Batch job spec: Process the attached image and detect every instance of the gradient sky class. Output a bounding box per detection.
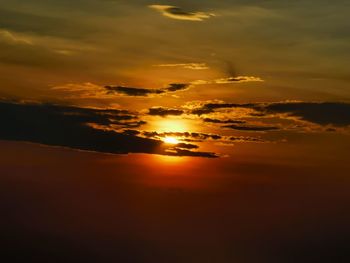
[1,1,350,262]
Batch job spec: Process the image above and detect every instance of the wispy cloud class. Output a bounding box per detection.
[0,28,92,57]
[192,76,264,85]
[0,29,33,45]
[155,63,209,70]
[52,82,191,98]
[203,118,246,124]
[149,5,215,21]
[52,83,111,99]
[223,124,280,132]
[135,130,266,144]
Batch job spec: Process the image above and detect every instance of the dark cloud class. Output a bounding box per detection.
[148,107,184,117]
[189,102,256,115]
[172,143,198,150]
[105,83,189,97]
[262,102,350,126]
[229,136,265,143]
[105,85,164,97]
[190,101,350,128]
[165,148,218,158]
[122,129,141,136]
[0,101,217,158]
[203,118,246,124]
[190,108,214,116]
[224,124,280,132]
[165,83,190,92]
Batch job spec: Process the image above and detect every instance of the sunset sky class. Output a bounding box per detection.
[1,1,350,262]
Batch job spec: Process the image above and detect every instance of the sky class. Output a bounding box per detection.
[1,1,350,262]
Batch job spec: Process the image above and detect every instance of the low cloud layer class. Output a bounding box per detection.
[135,130,264,144]
[149,5,215,21]
[189,101,350,128]
[262,102,350,126]
[0,101,217,158]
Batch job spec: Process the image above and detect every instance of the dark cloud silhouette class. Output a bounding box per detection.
[165,148,218,158]
[190,101,350,128]
[229,136,265,143]
[203,118,246,124]
[190,108,214,116]
[224,124,280,132]
[262,102,350,126]
[172,143,198,150]
[0,101,217,158]
[105,85,163,96]
[189,102,256,115]
[148,107,184,117]
[165,83,190,92]
[105,83,190,97]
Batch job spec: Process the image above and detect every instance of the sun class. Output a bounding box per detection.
[163,136,179,144]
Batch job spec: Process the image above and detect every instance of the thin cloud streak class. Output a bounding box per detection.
[192,76,264,85]
[155,63,209,70]
[149,5,215,21]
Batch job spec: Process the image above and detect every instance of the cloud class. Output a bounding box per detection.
[192,76,264,85]
[165,83,190,92]
[187,100,350,131]
[141,131,222,141]
[0,101,217,158]
[0,28,92,55]
[52,83,112,99]
[165,148,218,158]
[138,130,265,144]
[54,83,191,99]
[224,124,280,132]
[229,136,265,143]
[105,83,190,97]
[203,118,246,124]
[262,102,350,126]
[0,29,33,45]
[105,85,164,97]
[175,143,199,149]
[187,101,256,115]
[149,5,215,21]
[155,63,209,70]
[148,107,184,117]
[215,76,264,83]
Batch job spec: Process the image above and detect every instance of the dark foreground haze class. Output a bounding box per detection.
[1,139,350,263]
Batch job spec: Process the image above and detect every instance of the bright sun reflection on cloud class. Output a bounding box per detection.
[154,118,188,132]
[163,136,179,144]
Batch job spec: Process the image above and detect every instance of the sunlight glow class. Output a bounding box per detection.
[154,119,188,132]
[163,137,179,144]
